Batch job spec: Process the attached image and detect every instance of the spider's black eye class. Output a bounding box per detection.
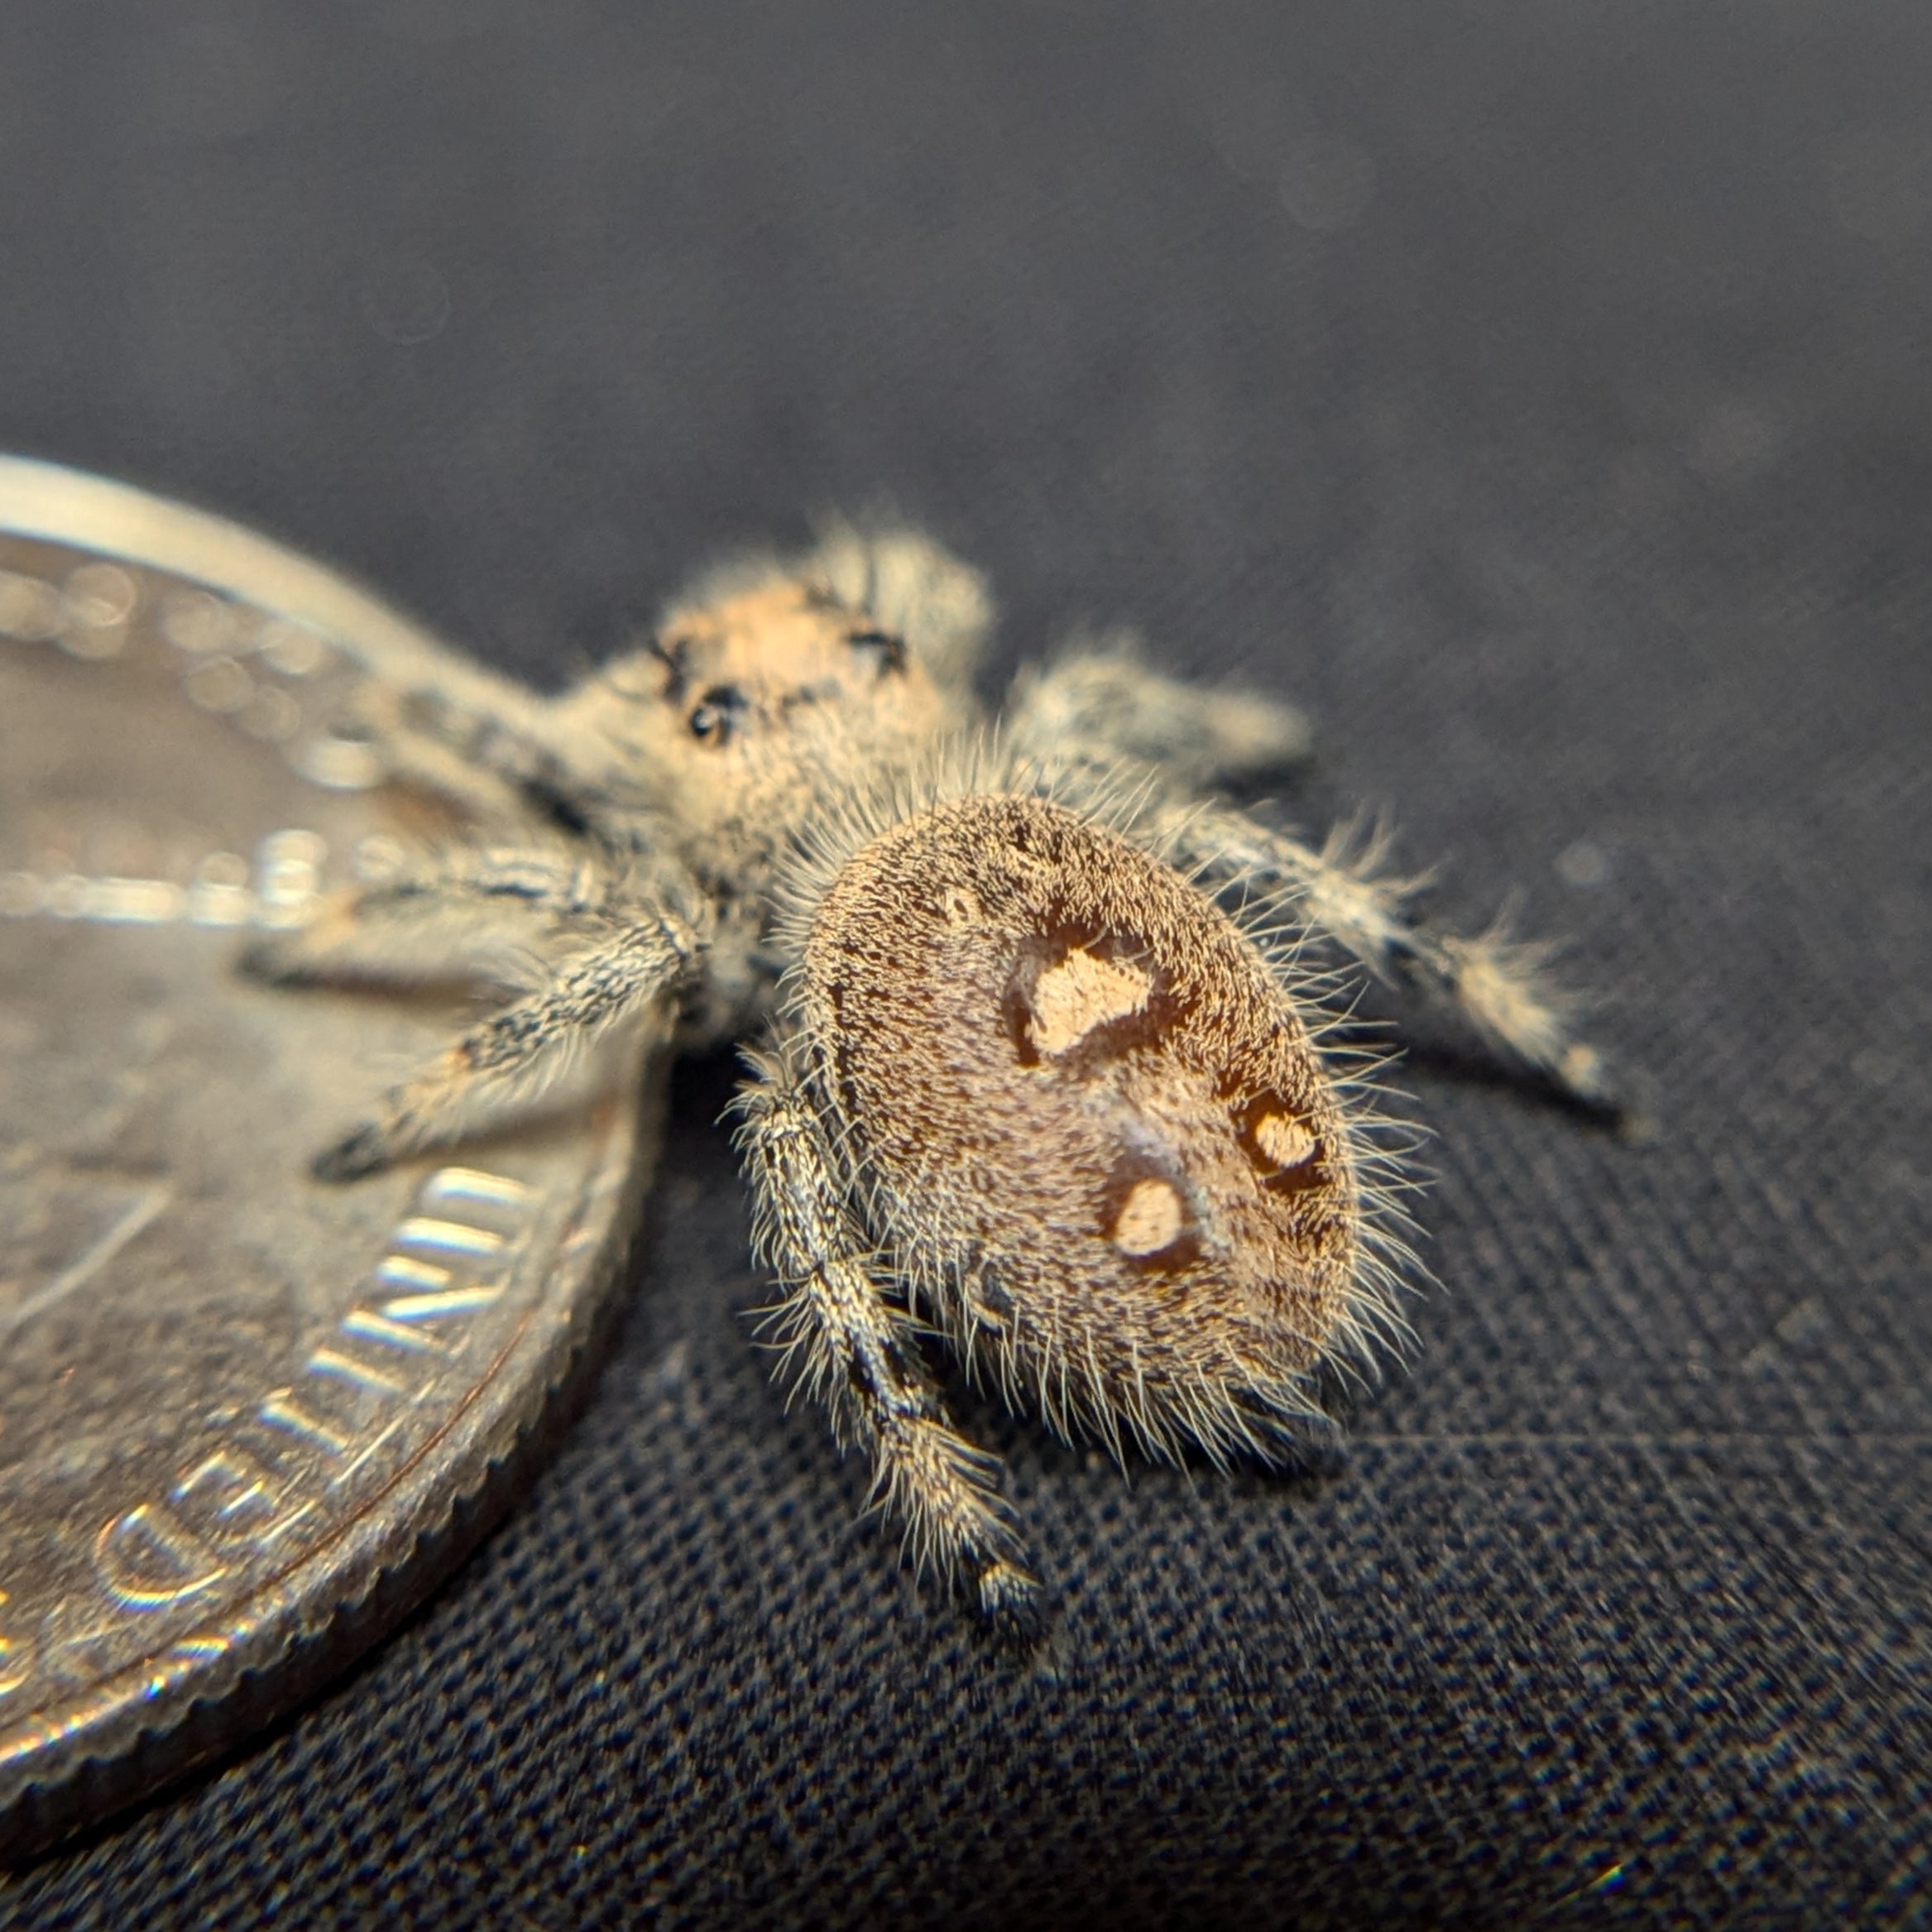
[688,683,749,744]
[846,627,907,676]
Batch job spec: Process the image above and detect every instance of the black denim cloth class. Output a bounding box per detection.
[2,5,1930,1927]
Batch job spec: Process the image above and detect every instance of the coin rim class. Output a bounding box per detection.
[0,458,656,1856]
[0,453,533,722]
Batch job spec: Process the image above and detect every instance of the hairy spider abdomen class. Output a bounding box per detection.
[794,792,1366,1459]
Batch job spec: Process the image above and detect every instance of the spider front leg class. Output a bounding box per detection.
[242,845,598,991]
[734,1038,1041,1641]
[312,905,702,1180]
[1006,641,1313,792]
[345,650,573,827]
[1157,800,1632,1124]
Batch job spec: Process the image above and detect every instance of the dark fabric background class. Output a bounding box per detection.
[2,4,1930,1927]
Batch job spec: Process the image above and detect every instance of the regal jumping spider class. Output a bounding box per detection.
[247,524,1625,1637]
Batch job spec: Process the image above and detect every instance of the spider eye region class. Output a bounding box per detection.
[799,793,1364,1387]
[688,683,749,743]
[845,626,908,675]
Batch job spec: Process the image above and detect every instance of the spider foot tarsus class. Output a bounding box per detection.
[1407,924,1631,1120]
[236,933,330,987]
[736,1040,1043,1635]
[311,1121,393,1183]
[976,1557,1049,1652]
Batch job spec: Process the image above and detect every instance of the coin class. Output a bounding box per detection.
[0,458,655,1855]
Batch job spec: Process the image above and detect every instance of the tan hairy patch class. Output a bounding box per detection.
[554,574,956,874]
[1027,948,1150,1056]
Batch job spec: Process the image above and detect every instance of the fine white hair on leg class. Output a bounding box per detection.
[733,1035,1041,1642]
[312,908,701,1180]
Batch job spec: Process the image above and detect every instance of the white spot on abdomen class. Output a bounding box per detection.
[1028,948,1149,1056]
[1112,1177,1185,1256]
[1253,1112,1316,1170]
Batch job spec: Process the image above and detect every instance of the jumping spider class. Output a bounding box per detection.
[247,523,1627,1638]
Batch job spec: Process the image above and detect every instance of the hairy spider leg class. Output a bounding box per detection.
[1156,800,1626,1120]
[313,908,701,1180]
[241,845,604,991]
[735,1038,1042,1642]
[1008,645,1314,793]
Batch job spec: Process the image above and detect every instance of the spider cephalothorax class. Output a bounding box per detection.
[247,520,1626,1637]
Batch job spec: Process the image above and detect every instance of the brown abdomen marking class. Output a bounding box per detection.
[799,793,1359,1397]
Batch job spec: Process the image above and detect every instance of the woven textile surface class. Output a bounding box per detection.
[2,5,1929,1927]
